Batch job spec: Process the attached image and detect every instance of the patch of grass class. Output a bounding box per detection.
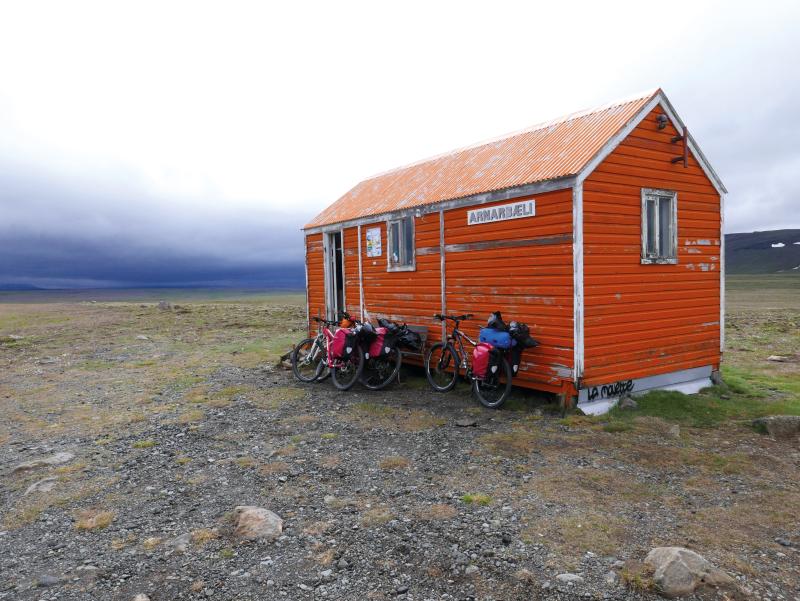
[219,548,235,559]
[142,536,162,550]
[620,561,655,593]
[175,455,191,465]
[461,493,492,506]
[602,421,633,433]
[378,455,410,470]
[191,528,219,545]
[260,461,290,475]
[178,408,205,424]
[75,509,115,531]
[416,503,457,520]
[353,401,395,416]
[235,456,256,468]
[320,432,338,440]
[605,379,800,429]
[360,507,394,527]
[132,439,157,448]
[479,430,537,457]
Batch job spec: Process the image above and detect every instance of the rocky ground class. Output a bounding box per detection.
[1,292,798,600]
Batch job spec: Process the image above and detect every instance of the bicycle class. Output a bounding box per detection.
[291,316,364,390]
[425,313,513,408]
[359,322,403,391]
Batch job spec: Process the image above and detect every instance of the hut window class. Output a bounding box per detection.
[641,189,677,264]
[387,216,415,271]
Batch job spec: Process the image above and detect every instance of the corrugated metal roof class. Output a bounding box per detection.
[305,89,659,229]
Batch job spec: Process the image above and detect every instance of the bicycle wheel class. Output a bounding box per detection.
[473,356,513,408]
[331,345,364,391]
[425,343,459,392]
[291,337,326,383]
[360,348,402,390]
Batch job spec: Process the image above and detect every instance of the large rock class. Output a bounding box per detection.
[752,415,800,440]
[645,547,734,598]
[12,452,75,474]
[233,506,283,542]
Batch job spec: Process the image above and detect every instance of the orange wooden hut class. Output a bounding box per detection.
[303,89,726,411]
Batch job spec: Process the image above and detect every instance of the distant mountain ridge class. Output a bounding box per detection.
[726,229,800,274]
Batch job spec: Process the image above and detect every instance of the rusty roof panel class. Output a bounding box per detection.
[306,90,659,229]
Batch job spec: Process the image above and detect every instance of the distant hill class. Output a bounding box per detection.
[726,229,800,274]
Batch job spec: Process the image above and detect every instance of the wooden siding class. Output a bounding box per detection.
[443,189,574,390]
[582,106,722,387]
[359,213,442,325]
[306,232,325,329]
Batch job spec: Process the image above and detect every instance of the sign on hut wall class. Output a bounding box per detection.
[467,200,535,226]
[366,227,382,257]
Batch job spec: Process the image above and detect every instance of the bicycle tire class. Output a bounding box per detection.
[291,337,326,383]
[473,356,513,408]
[425,342,459,392]
[360,348,402,390]
[331,345,364,391]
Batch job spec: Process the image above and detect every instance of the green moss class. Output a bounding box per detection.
[461,493,492,506]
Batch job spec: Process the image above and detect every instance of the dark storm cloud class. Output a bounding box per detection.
[0,162,308,289]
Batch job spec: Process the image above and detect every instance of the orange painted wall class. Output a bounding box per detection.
[581,106,722,386]
[443,189,574,390]
[306,232,325,325]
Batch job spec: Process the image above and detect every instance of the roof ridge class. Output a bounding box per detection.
[361,88,661,183]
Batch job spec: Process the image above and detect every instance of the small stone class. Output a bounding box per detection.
[37,574,61,587]
[24,477,58,496]
[667,424,681,438]
[604,571,618,586]
[132,595,151,601]
[455,417,477,427]
[158,301,172,311]
[336,559,349,569]
[12,452,75,474]
[766,355,789,362]
[501,533,512,545]
[752,415,800,439]
[618,396,638,410]
[515,568,536,583]
[465,565,479,576]
[324,495,337,506]
[556,573,584,585]
[136,335,149,340]
[233,506,283,542]
[394,585,409,594]
[775,537,792,547]
[166,533,191,554]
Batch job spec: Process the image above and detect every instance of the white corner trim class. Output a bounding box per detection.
[572,183,584,383]
[720,192,726,352]
[304,231,310,327]
[357,224,365,319]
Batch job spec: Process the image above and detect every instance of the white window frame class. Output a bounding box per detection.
[386,215,416,272]
[641,188,678,264]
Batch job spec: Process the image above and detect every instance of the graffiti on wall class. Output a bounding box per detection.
[585,379,634,402]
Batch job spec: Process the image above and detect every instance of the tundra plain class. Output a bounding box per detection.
[1,278,798,600]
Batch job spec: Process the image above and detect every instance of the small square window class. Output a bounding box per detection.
[641,189,677,264]
[387,216,415,271]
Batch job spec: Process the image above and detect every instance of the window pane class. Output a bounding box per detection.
[390,222,400,264]
[658,197,673,257]
[646,199,657,256]
[403,217,414,265]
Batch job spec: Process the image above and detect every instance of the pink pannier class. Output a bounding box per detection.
[330,328,356,360]
[472,342,495,379]
[367,327,388,359]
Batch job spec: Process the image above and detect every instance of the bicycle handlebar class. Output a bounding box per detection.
[433,313,473,322]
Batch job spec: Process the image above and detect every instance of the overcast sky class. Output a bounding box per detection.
[1,0,798,288]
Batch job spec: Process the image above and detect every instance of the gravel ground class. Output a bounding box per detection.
[1,298,798,601]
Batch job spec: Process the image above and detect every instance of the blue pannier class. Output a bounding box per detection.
[479,328,514,349]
